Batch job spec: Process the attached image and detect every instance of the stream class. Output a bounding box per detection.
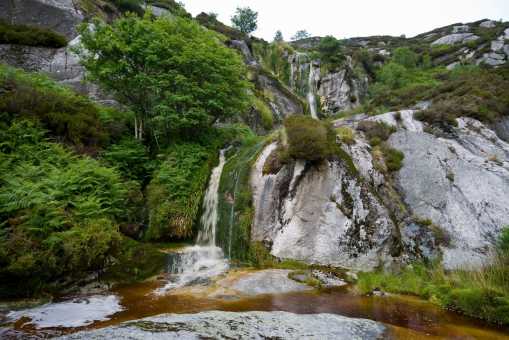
[2,150,509,339]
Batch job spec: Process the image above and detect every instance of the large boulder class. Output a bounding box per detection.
[57,311,387,339]
[0,0,83,40]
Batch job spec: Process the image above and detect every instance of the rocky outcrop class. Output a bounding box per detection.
[431,33,479,46]
[250,144,400,271]
[288,53,368,116]
[0,0,83,40]
[251,110,509,270]
[57,311,387,339]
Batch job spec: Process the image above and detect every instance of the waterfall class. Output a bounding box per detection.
[156,149,229,294]
[197,149,226,246]
[307,62,318,119]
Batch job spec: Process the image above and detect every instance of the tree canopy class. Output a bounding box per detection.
[77,14,250,145]
[273,30,284,42]
[231,7,258,34]
[291,30,311,41]
[317,36,345,68]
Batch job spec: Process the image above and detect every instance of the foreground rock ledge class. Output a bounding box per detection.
[58,311,387,340]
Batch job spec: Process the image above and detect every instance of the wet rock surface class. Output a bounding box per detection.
[57,311,387,340]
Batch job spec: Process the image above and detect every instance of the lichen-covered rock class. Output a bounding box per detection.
[251,144,398,270]
[388,117,509,269]
[0,0,83,40]
[431,33,479,46]
[57,311,387,340]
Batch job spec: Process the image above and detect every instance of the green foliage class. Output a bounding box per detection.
[0,120,152,297]
[0,20,67,48]
[252,97,274,130]
[111,0,144,15]
[101,138,153,182]
[317,36,345,69]
[393,47,418,68]
[216,132,262,262]
[357,260,509,325]
[77,14,250,144]
[231,7,258,34]
[284,115,337,161]
[0,64,108,150]
[336,126,356,145]
[145,143,215,241]
[357,228,509,325]
[382,145,404,172]
[274,30,284,42]
[415,65,509,126]
[292,30,311,41]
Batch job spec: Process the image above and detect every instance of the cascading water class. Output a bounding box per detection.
[156,150,229,294]
[307,62,319,119]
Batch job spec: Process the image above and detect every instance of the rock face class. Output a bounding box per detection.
[250,145,399,271]
[251,110,509,270]
[0,0,83,40]
[288,53,368,115]
[431,33,479,46]
[57,311,387,340]
[388,117,509,269]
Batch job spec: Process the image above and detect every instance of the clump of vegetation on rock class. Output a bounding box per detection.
[284,115,335,161]
[0,20,67,48]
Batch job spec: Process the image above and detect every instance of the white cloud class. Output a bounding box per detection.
[181,0,509,41]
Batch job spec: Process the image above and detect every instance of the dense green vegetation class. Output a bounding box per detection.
[0,20,67,48]
[284,115,335,161]
[357,228,509,325]
[0,65,110,153]
[77,14,250,145]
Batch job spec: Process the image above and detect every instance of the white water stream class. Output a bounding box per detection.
[157,149,229,294]
[307,62,318,119]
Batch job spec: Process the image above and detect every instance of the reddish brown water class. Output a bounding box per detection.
[6,277,509,339]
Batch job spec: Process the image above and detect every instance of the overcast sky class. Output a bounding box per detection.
[181,0,509,41]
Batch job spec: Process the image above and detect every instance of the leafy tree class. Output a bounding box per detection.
[231,7,258,34]
[77,14,250,145]
[292,30,311,41]
[274,30,284,42]
[317,35,345,68]
[393,47,418,68]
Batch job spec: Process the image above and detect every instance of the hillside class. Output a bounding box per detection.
[0,1,508,338]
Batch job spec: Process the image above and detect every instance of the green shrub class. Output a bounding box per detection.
[382,145,404,172]
[393,47,418,68]
[0,120,149,297]
[145,143,215,241]
[317,36,346,70]
[253,97,274,130]
[101,138,153,182]
[336,126,356,145]
[284,115,332,161]
[0,20,67,48]
[0,64,108,150]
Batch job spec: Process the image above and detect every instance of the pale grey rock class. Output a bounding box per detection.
[452,25,470,33]
[0,0,83,40]
[143,5,171,17]
[57,311,387,340]
[389,117,509,269]
[491,40,505,52]
[230,40,257,66]
[480,20,497,28]
[318,68,368,113]
[311,270,347,287]
[431,33,479,46]
[505,28,509,39]
[447,61,460,70]
[251,147,397,270]
[477,53,506,66]
[494,117,509,142]
[504,45,509,57]
[225,270,313,296]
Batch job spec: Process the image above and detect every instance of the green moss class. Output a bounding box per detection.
[381,145,404,172]
[336,126,356,145]
[284,115,333,161]
[0,20,67,48]
[252,96,274,130]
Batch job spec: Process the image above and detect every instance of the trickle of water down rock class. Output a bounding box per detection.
[157,150,229,294]
[307,62,319,119]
